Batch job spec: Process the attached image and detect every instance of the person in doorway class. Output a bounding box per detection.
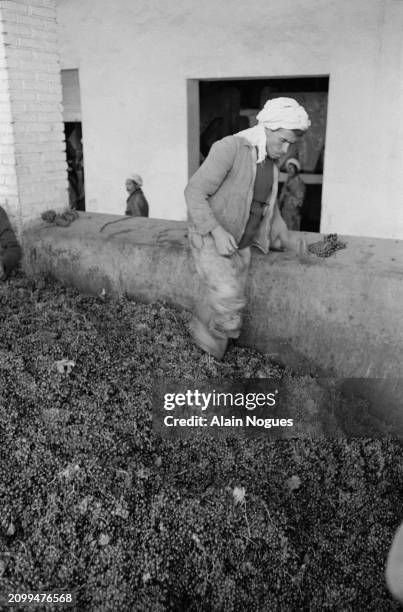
[185,97,310,360]
[0,206,22,281]
[125,173,149,217]
[279,158,306,231]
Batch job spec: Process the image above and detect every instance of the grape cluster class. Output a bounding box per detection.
[308,233,347,257]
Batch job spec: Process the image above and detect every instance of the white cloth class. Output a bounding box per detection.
[256,97,311,131]
[234,97,310,164]
[127,173,143,186]
[285,157,301,171]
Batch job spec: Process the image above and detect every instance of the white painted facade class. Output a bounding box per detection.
[56,0,403,239]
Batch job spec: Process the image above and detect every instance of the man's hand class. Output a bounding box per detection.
[273,230,307,255]
[284,232,307,254]
[211,225,238,256]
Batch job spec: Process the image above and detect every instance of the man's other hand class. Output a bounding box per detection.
[274,231,307,255]
[211,226,239,256]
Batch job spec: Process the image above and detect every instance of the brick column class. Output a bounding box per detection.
[0,0,68,232]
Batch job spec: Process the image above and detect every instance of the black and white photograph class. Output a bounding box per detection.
[0,0,403,610]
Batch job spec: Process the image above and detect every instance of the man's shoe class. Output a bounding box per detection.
[189,317,227,361]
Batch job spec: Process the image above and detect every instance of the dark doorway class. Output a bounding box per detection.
[64,122,85,211]
[196,76,329,232]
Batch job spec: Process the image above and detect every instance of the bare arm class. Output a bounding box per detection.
[270,203,307,254]
[288,177,306,207]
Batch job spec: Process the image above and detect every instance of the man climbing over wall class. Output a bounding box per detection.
[185,97,310,360]
[0,206,22,281]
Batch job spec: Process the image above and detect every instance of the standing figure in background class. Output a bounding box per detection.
[279,158,306,231]
[0,206,22,281]
[67,150,85,211]
[125,173,149,217]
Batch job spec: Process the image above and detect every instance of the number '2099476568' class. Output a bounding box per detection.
[0,591,75,607]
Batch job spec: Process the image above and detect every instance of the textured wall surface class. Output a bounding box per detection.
[24,214,403,375]
[0,0,68,230]
[56,0,403,239]
[23,214,403,429]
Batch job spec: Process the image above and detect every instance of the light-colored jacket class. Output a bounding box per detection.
[184,135,288,254]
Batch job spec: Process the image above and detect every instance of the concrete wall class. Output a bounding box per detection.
[23,215,403,431]
[55,0,403,240]
[0,0,68,230]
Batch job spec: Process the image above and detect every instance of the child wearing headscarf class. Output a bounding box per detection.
[0,206,22,281]
[279,158,306,231]
[125,173,149,217]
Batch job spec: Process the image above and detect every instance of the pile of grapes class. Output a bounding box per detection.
[0,273,401,611]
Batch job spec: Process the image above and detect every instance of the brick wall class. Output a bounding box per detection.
[0,0,68,231]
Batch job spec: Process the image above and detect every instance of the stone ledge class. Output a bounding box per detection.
[22,212,403,428]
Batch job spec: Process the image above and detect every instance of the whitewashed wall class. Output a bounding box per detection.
[56,0,403,239]
[0,0,68,230]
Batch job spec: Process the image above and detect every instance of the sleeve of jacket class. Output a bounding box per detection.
[184,137,237,236]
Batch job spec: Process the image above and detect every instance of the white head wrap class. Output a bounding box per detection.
[285,157,301,171]
[234,97,311,164]
[127,173,143,186]
[256,98,311,132]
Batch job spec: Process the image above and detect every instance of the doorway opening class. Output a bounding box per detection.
[64,122,85,211]
[188,76,329,232]
[61,69,85,211]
